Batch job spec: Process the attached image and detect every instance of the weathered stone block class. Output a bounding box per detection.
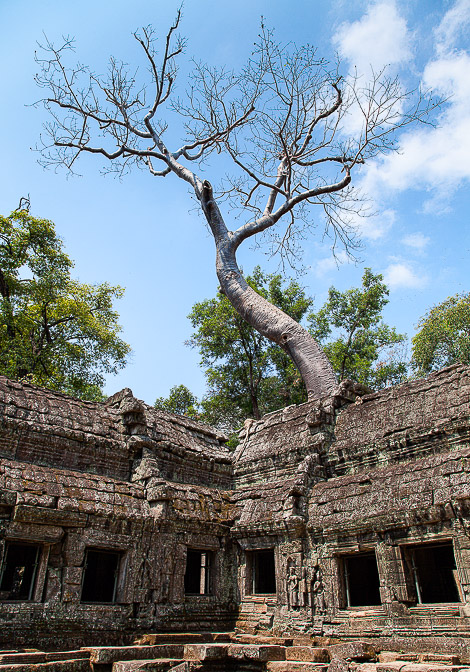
[418,656,461,665]
[328,659,350,672]
[286,648,329,662]
[376,664,457,672]
[228,644,286,661]
[267,663,329,672]
[0,660,92,672]
[183,644,229,661]
[378,653,407,663]
[113,659,185,672]
[83,645,184,664]
[328,643,376,661]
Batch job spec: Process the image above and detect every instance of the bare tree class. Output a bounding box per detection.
[35,12,437,399]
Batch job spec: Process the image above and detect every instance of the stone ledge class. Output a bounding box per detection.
[112,659,185,672]
[81,646,184,665]
[266,663,329,672]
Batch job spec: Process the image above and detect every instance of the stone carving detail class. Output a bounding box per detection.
[299,566,309,608]
[287,561,300,609]
[312,565,326,616]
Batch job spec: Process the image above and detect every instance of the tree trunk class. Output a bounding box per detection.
[215,238,337,400]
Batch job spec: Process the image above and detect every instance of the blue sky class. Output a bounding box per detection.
[1,0,469,404]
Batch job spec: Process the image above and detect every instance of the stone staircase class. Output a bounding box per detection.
[0,634,469,672]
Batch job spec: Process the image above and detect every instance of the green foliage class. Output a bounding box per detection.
[0,209,130,400]
[411,292,470,375]
[154,384,200,417]
[308,269,408,389]
[186,267,312,432]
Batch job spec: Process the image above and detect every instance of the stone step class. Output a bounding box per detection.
[183,644,229,662]
[0,651,90,665]
[370,663,465,672]
[81,646,184,666]
[0,660,91,672]
[183,642,287,662]
[232,635,294,646]
[134,633,231,646]
[112,660,186,672]
[285,647,329,663]
[292,639,319,647]
[267,663,329,672]
[327,642,376,661]
[228,644,286,661]
[420,657,462,666]
[379,655,462,666]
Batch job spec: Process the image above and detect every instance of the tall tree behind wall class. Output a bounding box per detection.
[412,293,470,375]
[308,269,408,390]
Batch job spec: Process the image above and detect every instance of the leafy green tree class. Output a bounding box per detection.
[308,269,407,389]
[0,209,130,400]
[186,267,311,430]
[411,292,470,375]
[154,384,200,418]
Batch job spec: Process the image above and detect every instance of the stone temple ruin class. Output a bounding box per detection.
[1,363,470,670]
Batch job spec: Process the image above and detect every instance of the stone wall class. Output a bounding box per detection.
[0,365,470,653]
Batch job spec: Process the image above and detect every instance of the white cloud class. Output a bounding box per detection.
[353,208,395,240]
[435,0,470,55]
[333,1,412,74]
[334,1,470,213]
[332,2,412,148]
[313,250,349,278]
[401,233,430,251]
[359,50,470,205]
[384,262,428,289]
[423,51,470,109]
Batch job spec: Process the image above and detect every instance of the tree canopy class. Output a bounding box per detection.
[308,269,408,390]
[0,208,130,400]
[154,383,200,418]
[411,292,470,375]
[36,14,438,398]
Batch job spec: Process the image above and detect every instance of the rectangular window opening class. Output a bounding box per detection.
[184,550,212,595]
[403,541,461,604]
[81,548,121,603]
[250,549,276,595]
[343,551,381,607]
[0,542,41,601]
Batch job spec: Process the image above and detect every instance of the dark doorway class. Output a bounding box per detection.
[0,542,40,601]
[404,542,461,604]
[252,549,276,594]
[184,550,212,595]
[81,549,121,603]
[344,552,381,607]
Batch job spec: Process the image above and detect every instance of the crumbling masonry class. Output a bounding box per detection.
[1,364,470,665]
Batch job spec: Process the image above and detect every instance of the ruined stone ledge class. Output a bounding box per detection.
[13,504,88,527]
[266,663,328,672]
[113,661,186,672]
[0,660,92,671]
[81,645,185,665]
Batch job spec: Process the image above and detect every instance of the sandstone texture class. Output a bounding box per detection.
[0,365,469,660]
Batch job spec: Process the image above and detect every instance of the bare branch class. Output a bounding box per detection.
[231,170,352,250]
[35,17,442,397]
